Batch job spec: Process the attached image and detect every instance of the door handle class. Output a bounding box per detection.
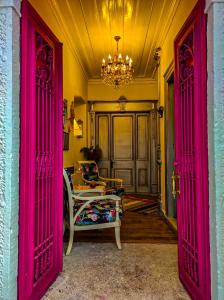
[172,170,181,199]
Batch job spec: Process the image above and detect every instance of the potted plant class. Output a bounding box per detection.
[80,145,102,162]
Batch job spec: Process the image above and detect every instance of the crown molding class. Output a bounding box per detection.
[88,78,157,86]
[142,0,180,77]
[158,0,181,47]
[47,0,88,80]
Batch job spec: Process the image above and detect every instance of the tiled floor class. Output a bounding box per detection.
[43,243,190,300]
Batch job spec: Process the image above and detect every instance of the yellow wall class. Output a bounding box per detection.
[28,0,88,168]
[88,78,158,101]
[159,0,197,212]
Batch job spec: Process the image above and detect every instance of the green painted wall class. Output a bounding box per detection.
[0,1,20,299]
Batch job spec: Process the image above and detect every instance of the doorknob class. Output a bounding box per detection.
[172,170,181,199]
[172,171,176,198]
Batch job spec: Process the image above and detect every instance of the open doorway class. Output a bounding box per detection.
[164,68,176,228]
[18,1,211,300]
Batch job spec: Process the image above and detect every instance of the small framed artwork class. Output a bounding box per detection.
[63,132,69,150]
[77,119,83,138]
[63,99,68,129]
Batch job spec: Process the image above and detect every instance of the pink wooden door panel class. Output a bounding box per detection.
[19,1,63,299]
[174,1,210,300]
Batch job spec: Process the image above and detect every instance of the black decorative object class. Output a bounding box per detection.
[63,132,69,150]
[157,106,164,118]
[80,145,102,162]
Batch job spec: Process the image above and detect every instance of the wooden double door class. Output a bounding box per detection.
[95,112,158,194]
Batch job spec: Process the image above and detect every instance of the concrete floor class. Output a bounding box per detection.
[43,243,190,300]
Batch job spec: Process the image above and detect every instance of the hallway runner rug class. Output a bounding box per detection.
[123,194,160,214]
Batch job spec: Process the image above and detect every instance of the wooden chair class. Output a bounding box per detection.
[77,160,124,193]
[63,169,122,255]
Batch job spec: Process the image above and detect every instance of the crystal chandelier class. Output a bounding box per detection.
[101,36,134,88]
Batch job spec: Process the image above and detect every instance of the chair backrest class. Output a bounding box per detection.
[78,160,99,181]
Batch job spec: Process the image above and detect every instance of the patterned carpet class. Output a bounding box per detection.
[123,194,160,214]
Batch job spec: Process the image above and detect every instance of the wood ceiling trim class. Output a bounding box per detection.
[142,0,167,77]
[142,0,180,77]
[136,0,155,76]
[47,0,182,79]
[48,0,89,79]
[158,0,181,47]
[65,0,93,76]
[79,0,97,72]
[94,0,107,58]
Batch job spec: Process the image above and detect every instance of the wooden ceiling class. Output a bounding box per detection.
[51,0,180,79]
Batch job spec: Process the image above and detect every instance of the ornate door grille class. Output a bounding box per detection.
[174,2,210,300]
[19,1,63,299]
[34,33,54,284]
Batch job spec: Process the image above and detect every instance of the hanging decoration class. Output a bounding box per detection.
[101,36,134,88]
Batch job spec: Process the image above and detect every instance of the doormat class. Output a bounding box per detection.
[123,194,160,214]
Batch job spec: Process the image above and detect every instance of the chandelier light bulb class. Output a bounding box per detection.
[126,55,129,61]
[108,54,112,61]
[102,58,105,65]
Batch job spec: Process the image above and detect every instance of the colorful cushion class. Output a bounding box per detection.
[74,199,122,226]
[64,168,74,190]
[81,163,99,181]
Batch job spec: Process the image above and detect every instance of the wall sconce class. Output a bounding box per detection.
[157,106,164,118]
[74,119,83,138]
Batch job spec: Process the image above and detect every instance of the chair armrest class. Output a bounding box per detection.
[98,176,123,186]
[83,178,107,187]
[72,189,104,198]
[74,194,121,201]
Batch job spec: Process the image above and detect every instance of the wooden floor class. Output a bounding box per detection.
[73,210,177,244]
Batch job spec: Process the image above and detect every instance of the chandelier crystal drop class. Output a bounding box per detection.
[101,36,134,88]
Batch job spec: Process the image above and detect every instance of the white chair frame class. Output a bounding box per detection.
[63,169,122,255]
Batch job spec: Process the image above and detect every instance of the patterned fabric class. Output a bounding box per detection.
[81,163,99,181]
[74,199,123,226]
[105,187,125,197]
[64,167,74,189]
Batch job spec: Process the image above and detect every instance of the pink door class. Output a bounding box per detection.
[174,1,210,299]
[19,1,63,299]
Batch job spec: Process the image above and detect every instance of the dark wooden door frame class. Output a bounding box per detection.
[164,61,175,216]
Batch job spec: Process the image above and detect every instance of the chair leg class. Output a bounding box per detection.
[65,228,74,256]
[115,226,122,250]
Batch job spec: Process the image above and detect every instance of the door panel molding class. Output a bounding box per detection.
[95,111,159,194]
[96,114,111,178]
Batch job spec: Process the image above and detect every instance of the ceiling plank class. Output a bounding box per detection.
[51,0,180,79]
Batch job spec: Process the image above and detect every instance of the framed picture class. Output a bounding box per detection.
[63,99,68,129]
[77,119,83,138]
[63,132,69,150]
